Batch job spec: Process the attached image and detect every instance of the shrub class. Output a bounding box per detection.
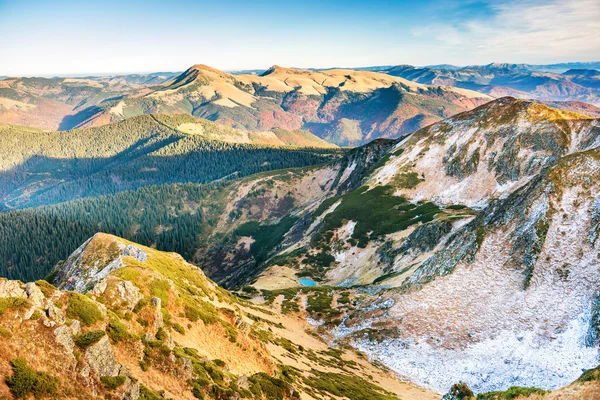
[0,297,31,315]
[74,330,106,348]
[35,280,57,298]
[67,293,103,326]
[172,323,185,334]
[100,375,126,390]
[139,384,162,400]
[5,358,58,398]
[477,386,547,400]
[106,317,129,343]
[30,310,43,320]
[184,303,217,325]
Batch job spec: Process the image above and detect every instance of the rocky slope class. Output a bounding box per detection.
[37,64,491,146]
[176,97,600,394]
[0,233,433,400]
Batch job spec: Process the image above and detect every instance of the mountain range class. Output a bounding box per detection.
[0,64,492,146]
[377,63,600,107]
[2,60,600,400]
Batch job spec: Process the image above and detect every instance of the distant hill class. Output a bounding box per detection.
[63,63,491,146]
[377,63,600,106]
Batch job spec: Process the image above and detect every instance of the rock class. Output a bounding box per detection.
[84,335,121,377]
[237,375,250,390]
[181,357,194,380]
[143,333,155,342]
[124,377,140,400]
[123,245,147,262]
[0,279,27,298]
[70,320,81,335]
[43,318,56,328]
[47,302,66,324]
[54,325,75,356]
[151,297,163,331]
[25,282,45,307]
[116,281,143,311]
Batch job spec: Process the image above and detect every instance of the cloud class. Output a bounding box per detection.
[418,0,600,63]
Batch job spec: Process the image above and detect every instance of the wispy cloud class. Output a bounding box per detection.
[417,0,600,63]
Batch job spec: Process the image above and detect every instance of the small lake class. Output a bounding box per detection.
[298,278,317,287]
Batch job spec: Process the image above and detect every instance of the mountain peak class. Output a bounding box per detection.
[260,64,291,76]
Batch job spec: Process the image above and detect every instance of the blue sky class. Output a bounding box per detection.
[0,0,598,76]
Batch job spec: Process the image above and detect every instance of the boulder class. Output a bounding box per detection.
[54,325,75,356]
[0,279,26,298]
[84,335,121,377]
[25,282,45,307]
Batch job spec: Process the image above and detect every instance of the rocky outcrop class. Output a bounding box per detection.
[83,335,123,377]
[53,233,147,293]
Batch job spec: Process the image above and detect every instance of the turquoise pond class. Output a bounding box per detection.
[298,278,317,287]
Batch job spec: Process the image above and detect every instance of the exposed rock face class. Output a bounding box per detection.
[54,325,75,356]
[53,233,147,293]
[151,297,163,332]
[24,282,45,307]
[84,335,122,377]
[0,279,27,298]
[47,301,66,324]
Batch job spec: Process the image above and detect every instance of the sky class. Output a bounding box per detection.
[0,0,599,76]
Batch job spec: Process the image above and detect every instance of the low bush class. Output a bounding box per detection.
[74,330,106,348]
[67,293,103,326]
[5,358,59,398]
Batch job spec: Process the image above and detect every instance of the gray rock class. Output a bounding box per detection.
[84,335,121,377]
[47,302,66,324]
[117,281,143,311]
[151,297,163,331]
[70,320,81,335]
[25,282,45,307]
[0,279,26,298]
[124,377,140,400]
[237,375,250,390]
[54,325,75,356]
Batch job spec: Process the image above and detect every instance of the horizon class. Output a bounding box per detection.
[2,60,600,79]
[1,0,599,76]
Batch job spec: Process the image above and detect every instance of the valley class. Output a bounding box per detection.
[2,61,600,399]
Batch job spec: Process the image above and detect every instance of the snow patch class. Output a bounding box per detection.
[354,311,598,394]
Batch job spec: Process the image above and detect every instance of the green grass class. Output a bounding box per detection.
[0,297,31,315]
[308,370,398,400]
[318,185,440,247]
[74,330,106,348]
[235,216,299,264]
[5,358,59,399]
[66,293,103,326]
[106,316,129,343]
[100,375,126,390]
[477,386,547,399]
[393,172,423,189]
[577,365,600,382]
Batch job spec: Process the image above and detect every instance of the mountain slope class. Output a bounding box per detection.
[64,64,492,146]
[2,97,600,395]
[0,233,434,400]
[0,115,338,210]
[0,75,170,130]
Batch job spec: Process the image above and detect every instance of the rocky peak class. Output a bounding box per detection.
[52,232,147,293]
